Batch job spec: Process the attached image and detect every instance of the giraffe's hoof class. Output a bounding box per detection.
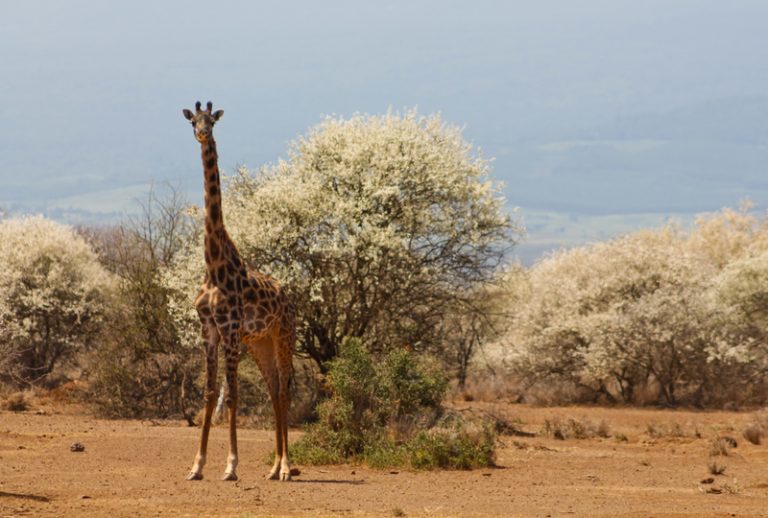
[221,472,238,481]
[266,465,282,480]
[186,471,203,481]
[279,471,292,482]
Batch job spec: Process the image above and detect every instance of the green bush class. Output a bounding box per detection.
[291,338,495,470]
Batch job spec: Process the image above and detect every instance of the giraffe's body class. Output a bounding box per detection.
[183,101,295,482]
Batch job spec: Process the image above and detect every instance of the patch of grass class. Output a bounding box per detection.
[543,417,609,440]
[457,374,522,403]
[479,407,533,437]
[407,416,496,470]
[742,410,768,445]
[646,423,663,439]
[743,423,763,445]
[364,442,409,469]
[709,437,731,457]
[704,480,741,495]
[297,413,497,471]
[289,440,344,466]
[646,422,686,439]
[595,419,611,438]
[1,391,31,412]
[708,460,727,475]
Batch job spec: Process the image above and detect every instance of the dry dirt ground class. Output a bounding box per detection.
[1,401,767,517]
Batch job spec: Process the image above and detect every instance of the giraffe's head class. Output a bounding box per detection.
[183,101,224,143]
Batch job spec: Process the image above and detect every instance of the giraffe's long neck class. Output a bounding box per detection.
[201,137,232,281]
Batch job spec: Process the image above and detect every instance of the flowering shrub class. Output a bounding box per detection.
[505,207,768,406]
[0,216,114,386]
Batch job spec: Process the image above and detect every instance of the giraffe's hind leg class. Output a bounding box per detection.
[275,326,294,481]
[247,336,287,480]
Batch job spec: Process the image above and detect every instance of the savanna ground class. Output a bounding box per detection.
[2,398,767,518]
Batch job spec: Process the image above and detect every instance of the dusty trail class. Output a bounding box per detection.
[1,404,767,517]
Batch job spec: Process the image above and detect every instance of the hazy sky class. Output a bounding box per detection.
[2,1,768,262]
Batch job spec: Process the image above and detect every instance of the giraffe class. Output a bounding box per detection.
[182,101,296,482]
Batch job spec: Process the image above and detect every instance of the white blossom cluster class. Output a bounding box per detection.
[0,215,114,384]
[163,110,521,363]
[505,206,768,405]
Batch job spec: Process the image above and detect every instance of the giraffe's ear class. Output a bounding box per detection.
[183,109,194,121]
[212,110,224,121]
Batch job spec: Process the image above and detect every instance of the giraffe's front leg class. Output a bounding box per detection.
[187,321,219,481]
[221,338,240,481]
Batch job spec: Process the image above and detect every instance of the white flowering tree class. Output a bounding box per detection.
[710,251,768,399]
[164,110,521,372]
[508,223,729,405]
[505,205,768,406]
[0,216,114,386]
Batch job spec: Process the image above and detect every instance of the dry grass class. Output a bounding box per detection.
[542,417,610,440]
[456,374,523,403]
[707,460,727,476]
[469,406,534,437]
[743,423,763,445]
[709,437,732,457]
[46,380,88,403]
[1,391,31,412]
[646,421,686,439]
[742,409,768,445]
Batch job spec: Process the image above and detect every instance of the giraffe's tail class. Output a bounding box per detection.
[213,383,227,424]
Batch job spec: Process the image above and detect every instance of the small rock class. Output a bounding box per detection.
[389,471,399,475]
[80,495,92,499]
[70,442,85,452]
[700,478,715,484]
